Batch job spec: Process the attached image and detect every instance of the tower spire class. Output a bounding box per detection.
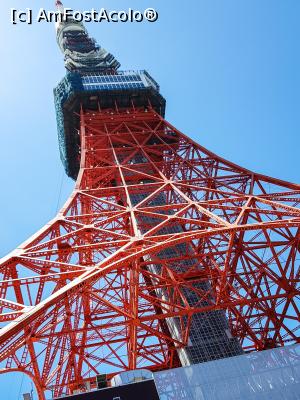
[55,1,120,72]
[55,0,64,13]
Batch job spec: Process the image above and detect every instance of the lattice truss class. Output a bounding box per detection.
[0,107,299,398]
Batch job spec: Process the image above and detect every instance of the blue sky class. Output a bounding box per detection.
[0,0,299,398]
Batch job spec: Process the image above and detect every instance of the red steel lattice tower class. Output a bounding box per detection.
[0,2,299,399]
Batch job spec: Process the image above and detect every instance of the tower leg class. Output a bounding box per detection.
[0,107,299,397]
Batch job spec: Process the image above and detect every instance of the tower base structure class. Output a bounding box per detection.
[0,106,299,399]
[53,344,300,400]
[53,379,160,400]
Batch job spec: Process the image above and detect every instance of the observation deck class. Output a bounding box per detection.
[54,70,166,179]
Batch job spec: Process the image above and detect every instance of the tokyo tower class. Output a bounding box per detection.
[0,1,299,399]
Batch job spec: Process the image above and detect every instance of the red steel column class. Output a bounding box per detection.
[0,106,299,398]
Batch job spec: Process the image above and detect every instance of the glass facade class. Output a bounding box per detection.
[153,344,300,399]
[81,71,159,92]
[82,73,144,91]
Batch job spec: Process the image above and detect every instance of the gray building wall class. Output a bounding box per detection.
[154,344,300,400]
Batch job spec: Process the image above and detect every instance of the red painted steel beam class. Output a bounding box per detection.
[0,107,299,398]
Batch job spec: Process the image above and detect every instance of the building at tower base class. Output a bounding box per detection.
[53,344,300,399]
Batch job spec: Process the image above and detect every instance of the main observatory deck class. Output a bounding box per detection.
[54,70,166,179]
